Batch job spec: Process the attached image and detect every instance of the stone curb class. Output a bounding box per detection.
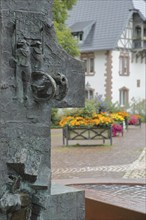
[53,177,146,186]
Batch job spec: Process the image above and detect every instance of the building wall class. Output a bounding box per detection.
[112,16,146,104]
[130,56,146,101]
[85,51,106,97]
[85,49,145,105]
[112,50,145,104]
[84,15,145,105]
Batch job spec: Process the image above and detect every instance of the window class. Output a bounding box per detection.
[73,32,83,42]
[83,59,87,73]
[119,54,130,76]
[85,82,94,100]
[144,28,146,37]
[144,28,146,42]
[82,58,95,75]
[90,58,94,73]
[137,80,140,87]
[79,32,83,41]
[85,89,94,100]
[81,53,95,75]
[119,87,129,106]
[135,26,141,39]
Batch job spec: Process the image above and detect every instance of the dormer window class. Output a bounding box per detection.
[73,32,83,42]
[70,20,95,44]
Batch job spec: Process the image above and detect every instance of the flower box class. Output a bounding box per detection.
[125,116,141,129]
[63,126,112,146]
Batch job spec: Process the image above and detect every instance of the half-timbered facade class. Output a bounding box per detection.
[67,0,146,106]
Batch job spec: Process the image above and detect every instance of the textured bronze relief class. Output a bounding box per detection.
[31,71,57,101]
[11,12,68,103]
[15,39,32,102]
[0,1,85,219]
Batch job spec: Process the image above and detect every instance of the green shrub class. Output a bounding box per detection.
[51,97,146,125]
[51,108,60,126]
[129,98,146,122]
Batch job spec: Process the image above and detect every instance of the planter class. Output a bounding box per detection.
[125,117,141,129]
[63,126,112,146]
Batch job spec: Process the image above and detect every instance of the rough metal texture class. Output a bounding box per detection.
[0,0,85,219]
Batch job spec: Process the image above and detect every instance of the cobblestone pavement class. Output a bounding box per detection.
[51,124,146,180]
[123,147,146,179]
[51,124,146,213]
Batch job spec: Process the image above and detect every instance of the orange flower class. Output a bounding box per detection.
[117,111,130,118]
[132,114,141,119]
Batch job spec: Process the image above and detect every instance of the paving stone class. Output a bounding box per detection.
[51,124,146,180]
[51,124,146,215]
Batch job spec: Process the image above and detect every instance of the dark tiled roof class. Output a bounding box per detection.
[66,0,134,51]
[133,0,146,20]
[69,20,95,33]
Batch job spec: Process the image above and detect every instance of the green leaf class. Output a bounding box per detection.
[52,0,79,57]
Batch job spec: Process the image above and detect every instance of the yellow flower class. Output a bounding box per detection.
[59,113,113,127]
[110,113,124,122]
[117,111,130,118]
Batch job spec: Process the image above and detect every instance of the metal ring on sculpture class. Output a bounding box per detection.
[53,72,68,101]
[31,71,57,101]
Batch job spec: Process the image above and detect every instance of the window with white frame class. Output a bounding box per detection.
[119,87,129,106]
[81,53,95,75]
[119,54,130,76]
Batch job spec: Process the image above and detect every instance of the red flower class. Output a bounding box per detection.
[128,115,138,125]
[112,124,123,137]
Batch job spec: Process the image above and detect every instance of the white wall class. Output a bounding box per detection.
[85,48,145,105]
[130,56,146,102]
[113,16,145,104]
[112,50,146,104]
[85,51,106,97]
[85,16,145,104]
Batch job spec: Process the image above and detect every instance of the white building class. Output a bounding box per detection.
[66,0,146,106]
